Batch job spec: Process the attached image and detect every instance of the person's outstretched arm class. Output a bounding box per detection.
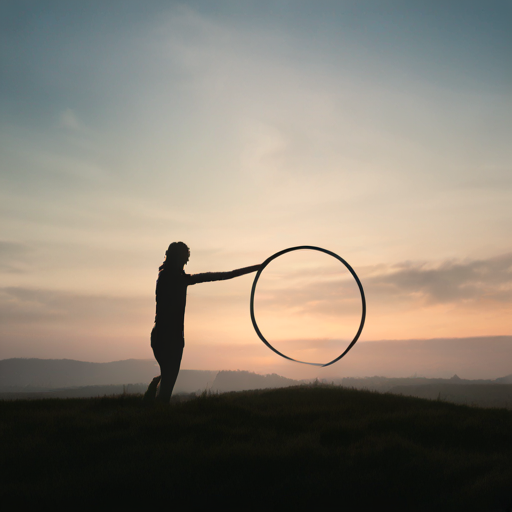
[188,264,261,285]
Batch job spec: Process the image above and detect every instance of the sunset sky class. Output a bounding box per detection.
[1,1,511,379]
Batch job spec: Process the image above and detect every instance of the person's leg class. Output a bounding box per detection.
[143,375,161,402]
[152,337,184,403]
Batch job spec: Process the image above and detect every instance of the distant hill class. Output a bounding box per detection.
[0,358,217,394]
[0,383,150,400]
[0,358,158,390]
[387,383,512,409]
[211,370,298,392]
[1,358,511,407]
[328,375,512,409]
[330,374,498,393]
[0,358,303,398]
[332,335,512,379]
[0,358,302,397]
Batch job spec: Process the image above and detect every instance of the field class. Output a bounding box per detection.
[1,385,511,510]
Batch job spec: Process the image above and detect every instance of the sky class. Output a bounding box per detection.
[1,1,511,379]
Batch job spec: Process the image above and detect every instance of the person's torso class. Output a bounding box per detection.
[154,268,190,337]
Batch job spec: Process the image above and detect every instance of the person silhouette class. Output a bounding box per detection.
[148,242,261,403]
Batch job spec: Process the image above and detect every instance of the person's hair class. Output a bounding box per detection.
[160,242,190,270]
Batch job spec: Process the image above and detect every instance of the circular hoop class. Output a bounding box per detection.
[250,246,366,367]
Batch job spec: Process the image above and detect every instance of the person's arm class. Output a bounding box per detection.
[187,264,261,285]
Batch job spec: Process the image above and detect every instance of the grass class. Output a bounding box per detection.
[1,385,511,510]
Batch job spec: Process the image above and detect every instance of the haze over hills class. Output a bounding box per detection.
[319,336,512,380]
[1,354,512,409]
[2,335,511,381]
[2,335,512,388]
[0,358,300,395]
[1,335,510,405]
[177,335,512,381]
[0,358,215,394]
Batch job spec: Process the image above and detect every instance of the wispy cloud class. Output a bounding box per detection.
[0,287,150,326]
[367,253,512,305]
[0,241,32,273]
[253,253,512,321]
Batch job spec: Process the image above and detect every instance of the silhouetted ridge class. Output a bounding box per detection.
[211,370,298,392]
[0,358,216,393]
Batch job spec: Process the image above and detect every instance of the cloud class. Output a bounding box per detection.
[0,241,32,273]
[2,254,510,339]
[366,253,512,305]
[252,253,512,320]
[0,287,151,326]
[255,276,362,318]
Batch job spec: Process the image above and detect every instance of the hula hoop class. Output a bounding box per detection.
[250,246,366,367]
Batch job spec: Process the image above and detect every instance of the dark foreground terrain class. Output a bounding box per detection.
[1,386,511,511]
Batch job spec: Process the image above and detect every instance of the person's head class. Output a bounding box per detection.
[162,242,190,270]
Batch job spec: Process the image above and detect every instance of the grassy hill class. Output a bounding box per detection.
[1,385,511,511]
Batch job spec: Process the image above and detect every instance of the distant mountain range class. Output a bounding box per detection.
[0,358,215,394]
[0,358,300,396]
[331,373,512,409]
[326,335,512,379]
[1,358,511,408]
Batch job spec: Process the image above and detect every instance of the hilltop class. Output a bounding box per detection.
[1,386,511,510]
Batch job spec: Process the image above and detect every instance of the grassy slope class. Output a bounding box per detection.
[1,385,511,511]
